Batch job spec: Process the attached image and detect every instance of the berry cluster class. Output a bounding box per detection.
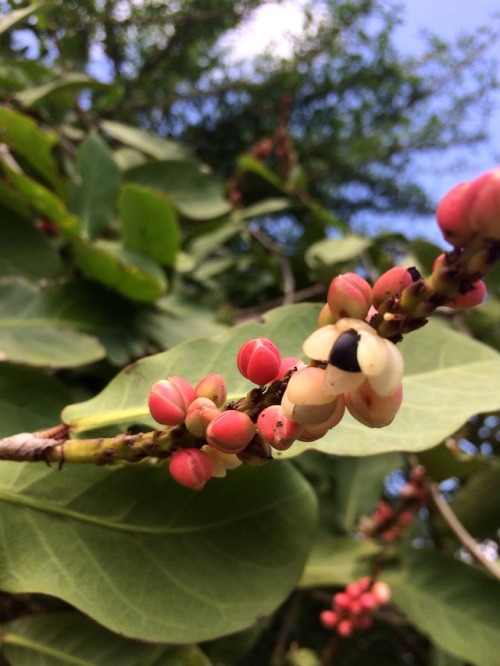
[320,578,391,637]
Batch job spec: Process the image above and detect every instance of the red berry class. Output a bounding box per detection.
[169,448,213,491]
[320,610,339,629]
[237,337,281,386]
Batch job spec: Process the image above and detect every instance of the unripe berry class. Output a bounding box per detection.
[169,448,213,491]
[327,272,373,321]
[345,381,403,428]
[466,168,500,240]
[257,405,303,450]
[185,397,220,437]
[206,410,256,453]
[237,337,281,386]
[195,373,227,407]
[148,376,196,426]
[445,280,486,309]
[372,267,419,308]
[436,181,475,247]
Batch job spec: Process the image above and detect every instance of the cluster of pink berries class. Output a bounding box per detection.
[320,578,391,637]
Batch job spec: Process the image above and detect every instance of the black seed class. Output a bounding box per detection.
[328,329,361,372]
[407,266,422,282]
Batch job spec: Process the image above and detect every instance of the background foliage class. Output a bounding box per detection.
[0,1,499,664]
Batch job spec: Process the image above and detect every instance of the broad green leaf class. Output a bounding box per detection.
[387,548,500,666]
[73,240,167,303]
[63,306,500,460]
[305,236,372,272]
[0,364,72,436]
[328,453,403,531]
[0,279,105,368]
[0,106,62,191]
[2,613,211,666]
[0,162,80,237]
[0,461,317,643]
[119,184,180,266]
[102,120,192,161]
[0,208,63,279]
[68,134,121,238]
[300,535,379,588]
[126,161,232,220]
[0,1,54,34]
[15,73,110,108]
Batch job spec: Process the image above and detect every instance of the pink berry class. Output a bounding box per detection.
[236,337,281,386]
[257,405,302,451]
[169,448,213,491]
[372,266,419,308]
[359,591,378,611]
[436,181,476,247]
[148,377,195,426]
[466,168,500,240]
[206,410,256,453]
[185,397,220,437]
[333,592,351,612]
[195,373,227,407]
[320,610,339,629]
[327,272,373,321]
[269,356,306,383]
[337,619,354,638]
[445,280,486,309]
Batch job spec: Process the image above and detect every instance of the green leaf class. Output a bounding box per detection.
[73,240,167,303]
[239,198,292,220]
[126,161,232,220]
[68,134,121,238]
[2,613,212,666]
[300,535,379,588]
[0,1,54,35]
[15,73,111,108]
[305,236,372,272]
[0,208,63,280]
[0,106,62,191]
[0,279,105,368]
[0,461,317,643]
[101,120,192,161]
[0,364,72,437]
[237,154,286,191]
[387,548,500,666]
[119,184,180,266]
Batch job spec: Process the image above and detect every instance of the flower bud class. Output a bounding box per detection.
[436,181,475,247]
[467,168,500,240]
[237,337,281,386]
[445,280,486,309]
[372,267,419,308]
[206,410,256,453]
[345,381,403,428]
[327,272,373,321]
[185,397,220,437]
[195,373,227,407]
[148,376,196,426]
[270,356,306,383]
[169,448,213,491]
[257,405,303,451]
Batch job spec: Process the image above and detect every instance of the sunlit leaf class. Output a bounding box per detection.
[102,120,192,161]
[15,73,111,108]
[0,1,54,35]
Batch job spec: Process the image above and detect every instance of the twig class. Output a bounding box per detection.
[428,481,500,581]
[249,227,296,307]
[271,591,304,665]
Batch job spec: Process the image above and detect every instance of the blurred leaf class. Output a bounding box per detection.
[0,106,62,190]
[68,134,121,238]
[112,147,148,171]
[300,535,379,588]
[187,219,242,263]
[119,184,180,266]
[0,279,105,368]
[0,1,54,34]
[73,240,167,303]
[239,197,292,219]
[2,613,212,666]
[238,154,286,191]
[417,442,481,483]
[126,161,232,220]
[407,238,443,276]
[102,120,192,161]
[305,236,372,273]
[0,208,62,279]
[388,548,500,666]
[15,73,111,107]
[0,461,317,643]
[0,364,72,436]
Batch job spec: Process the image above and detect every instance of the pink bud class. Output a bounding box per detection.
[372,267,418,308]
[345,381,403,428]
[195,373,227,407]
[371,581,391,605]
[169,448,213,491]
[445,280,487,309]
[333,592,351,612]
[148,376,195,426]
[320,610,339,629]
[359,591,378,611]
[257,405,303,451]
[185,397,220,437]
[436,181,476,247]
[270,356,306,383]
[466,168,500,240]
[327,272,373,321]
[206,410,256,453]
[337,619,354,638]
[237,337,281,386]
